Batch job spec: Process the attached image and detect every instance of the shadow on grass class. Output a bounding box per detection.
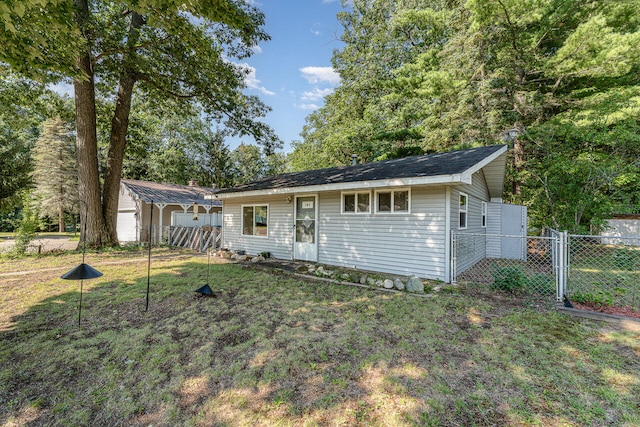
[1,260,639,426]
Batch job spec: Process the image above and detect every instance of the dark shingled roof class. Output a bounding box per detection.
[218,145,507,194]
[121,179,222,206]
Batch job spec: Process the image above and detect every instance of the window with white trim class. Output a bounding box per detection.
[375,189,410,213]
[242,204,268,237]
[342,191,370,214]
[481,201,487,228]
[459,193,468,229]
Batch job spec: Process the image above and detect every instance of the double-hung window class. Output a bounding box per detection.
[242,204,268,237]
[375,189,410,213]
[342,191,370,214]
[459,193,468,229]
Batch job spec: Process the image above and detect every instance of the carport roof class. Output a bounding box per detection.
[121,179,222,206]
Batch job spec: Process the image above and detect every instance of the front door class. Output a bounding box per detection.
[294,195,318,261]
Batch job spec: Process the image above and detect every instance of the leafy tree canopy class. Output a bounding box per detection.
[1,0,280,246]
[294,0,640,231]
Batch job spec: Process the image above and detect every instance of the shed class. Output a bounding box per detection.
[601,214,640,245]
[212,145,525,282]
[117,179,222,244]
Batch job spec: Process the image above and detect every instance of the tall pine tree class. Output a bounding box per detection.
[32,117,78,232]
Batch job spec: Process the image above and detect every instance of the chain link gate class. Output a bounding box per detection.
[566,234,640,310]
[451,232,561,303]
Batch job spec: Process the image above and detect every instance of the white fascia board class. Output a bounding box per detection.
[463,145,508,178]
[213,174,464,200]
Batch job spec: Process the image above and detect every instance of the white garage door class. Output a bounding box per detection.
[117,210,138,243]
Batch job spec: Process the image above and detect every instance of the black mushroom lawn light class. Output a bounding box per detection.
[194,200,216,298]
[60,204,103,326]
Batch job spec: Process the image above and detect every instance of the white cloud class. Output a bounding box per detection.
[298,103,320,110]
[238,62,275,96]
[301,87,333,101]
[299,66,340,84]
[252,45,262,54]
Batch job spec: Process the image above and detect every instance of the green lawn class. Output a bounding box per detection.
[0,251,638,426]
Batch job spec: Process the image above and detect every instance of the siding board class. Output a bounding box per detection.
[317,187,447,280]
[223,195,293,260]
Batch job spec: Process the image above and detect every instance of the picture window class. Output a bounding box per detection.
[242,205,268,237]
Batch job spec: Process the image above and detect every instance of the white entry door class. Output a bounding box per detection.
[294,195,318,261]
[500,203,527,260]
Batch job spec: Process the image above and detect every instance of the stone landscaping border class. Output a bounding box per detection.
[214,248,438,295]
[289,272,439,299]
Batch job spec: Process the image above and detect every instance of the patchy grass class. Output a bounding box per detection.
[0,246,183,274]
[0,251,639,426]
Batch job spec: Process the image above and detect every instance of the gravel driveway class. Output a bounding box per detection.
[0,235,78,253]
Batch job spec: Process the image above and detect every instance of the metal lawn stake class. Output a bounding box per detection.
[145,200,154,312]
[195,201,215,297]
[60,203,103,327]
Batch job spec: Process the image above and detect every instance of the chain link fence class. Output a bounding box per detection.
[567,235,640,309]
[452,233,558,301]
[452,231,640,310]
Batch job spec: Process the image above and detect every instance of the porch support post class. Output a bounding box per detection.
[156,203,167,244]
[204,204,212,226]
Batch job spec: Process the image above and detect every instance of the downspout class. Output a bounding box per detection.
[291,195,295,261]
[444,187,451,283]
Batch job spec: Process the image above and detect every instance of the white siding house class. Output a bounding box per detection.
[213,145,523,282]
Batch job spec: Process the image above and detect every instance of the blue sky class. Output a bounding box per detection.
[234,0,346,152]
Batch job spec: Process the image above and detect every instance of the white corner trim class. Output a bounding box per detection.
[445,187,451,283]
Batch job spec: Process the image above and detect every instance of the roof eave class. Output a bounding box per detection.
[120,180,221,206]
[463,145,508,177]
[213,174,466,199]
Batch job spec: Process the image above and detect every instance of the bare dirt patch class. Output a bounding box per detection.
[570,301,640,319]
